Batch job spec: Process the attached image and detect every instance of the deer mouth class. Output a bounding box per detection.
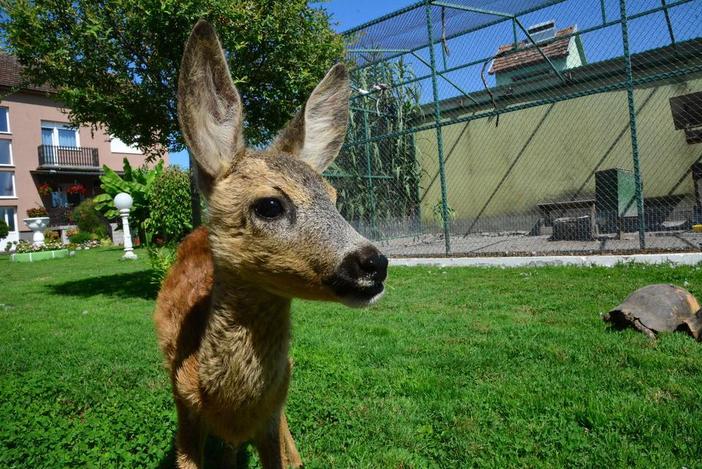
[328,278,385,308]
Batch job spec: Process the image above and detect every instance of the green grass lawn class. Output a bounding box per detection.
[1,248,701,468]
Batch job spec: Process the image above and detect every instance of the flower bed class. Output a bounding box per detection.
[5,237,111,262]
[5,239,64,253]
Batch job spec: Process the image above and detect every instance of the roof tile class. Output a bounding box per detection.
[0,53,54,93]
[489,26,576,75]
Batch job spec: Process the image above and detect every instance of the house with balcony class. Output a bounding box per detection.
[0,53,168,250]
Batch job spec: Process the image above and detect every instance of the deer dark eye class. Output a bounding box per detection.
[253,197,285,219]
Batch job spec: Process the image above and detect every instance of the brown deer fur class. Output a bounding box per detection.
[154,20,387,468]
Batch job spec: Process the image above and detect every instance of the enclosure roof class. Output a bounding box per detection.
[489,25,575,74]
[343,0,567,59]
[0,52,53,93]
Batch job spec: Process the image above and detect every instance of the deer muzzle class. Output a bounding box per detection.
[324,244,388,308]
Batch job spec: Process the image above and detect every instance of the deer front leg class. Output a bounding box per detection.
[254,413,285,469]
[279,412,303,468]
[175,400,206,469]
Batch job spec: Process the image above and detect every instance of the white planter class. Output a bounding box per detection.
[23,217,50,246]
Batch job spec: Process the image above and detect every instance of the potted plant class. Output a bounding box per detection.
[66,183,87,196]
[24,207,50,246]
[66,183,87,205]
[27,207,48,217]
[37,183,53,197]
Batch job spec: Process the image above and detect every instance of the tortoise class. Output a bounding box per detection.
[603,284,702,340]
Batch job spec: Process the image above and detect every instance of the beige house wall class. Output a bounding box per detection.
[416,78,702,226]
[0,91,168,236]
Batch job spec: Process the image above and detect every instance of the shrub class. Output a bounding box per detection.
[68,230,99,244]
[0,220,8,239]
[93,158,164,245]
[147,244,177,286]
[147,167,192,244]
[26,207,48,217]
[71,199,108,239]
[43,229,60,241]
[432,200,456,226]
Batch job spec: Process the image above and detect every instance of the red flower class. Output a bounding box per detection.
[38,183,53,197]
[66,183,87,195]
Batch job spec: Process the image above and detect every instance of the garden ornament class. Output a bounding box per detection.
[114,192,137,260]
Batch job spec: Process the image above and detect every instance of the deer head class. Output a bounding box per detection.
[178,20,387,307]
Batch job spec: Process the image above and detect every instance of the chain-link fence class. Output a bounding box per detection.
[328,0,702,257]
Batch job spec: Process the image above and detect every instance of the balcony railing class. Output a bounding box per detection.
[38,145,99,168]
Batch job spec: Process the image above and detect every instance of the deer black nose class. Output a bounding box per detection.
[359,250,388,282]
[326,245,388,306]
[335,245,388,284]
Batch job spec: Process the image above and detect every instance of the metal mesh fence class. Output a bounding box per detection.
[329,0,702,257]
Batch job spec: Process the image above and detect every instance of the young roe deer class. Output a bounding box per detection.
[153,20,388,468]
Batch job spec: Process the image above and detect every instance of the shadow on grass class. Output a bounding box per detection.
[49,270,158,300]
[158,436,251,468]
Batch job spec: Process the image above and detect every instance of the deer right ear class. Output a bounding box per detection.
[178,20,244,193]
[273,64,351,174]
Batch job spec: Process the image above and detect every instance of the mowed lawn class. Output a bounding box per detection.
[1,248,701,468]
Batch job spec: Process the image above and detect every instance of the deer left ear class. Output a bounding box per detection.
[178,20,244,196]
[273,64,351,173]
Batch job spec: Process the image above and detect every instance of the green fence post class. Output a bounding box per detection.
[425,0,451,255]
[361,105,378,238]
[619,0,646,249]
[661,0,676,47]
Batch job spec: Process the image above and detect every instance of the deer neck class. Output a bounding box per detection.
[198,268,292,400]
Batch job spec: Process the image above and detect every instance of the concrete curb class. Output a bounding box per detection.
[390,252,702,268]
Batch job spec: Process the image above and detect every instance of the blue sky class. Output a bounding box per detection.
[319,0,408,32]
[170,0,701,167]
[169,0,407,168]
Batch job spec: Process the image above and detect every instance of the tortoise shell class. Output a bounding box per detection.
[603,284,702,340]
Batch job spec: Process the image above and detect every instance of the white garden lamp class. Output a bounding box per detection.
[114,192,137,260]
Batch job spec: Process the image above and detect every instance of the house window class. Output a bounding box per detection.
[0,140,11,165]
[0,172,15,197]
[0,108,9,133]
[41,121,80,148]
[0,207,16,231]
[527,20,556,43]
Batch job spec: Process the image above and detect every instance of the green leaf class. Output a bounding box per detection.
[3,0,344,150]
